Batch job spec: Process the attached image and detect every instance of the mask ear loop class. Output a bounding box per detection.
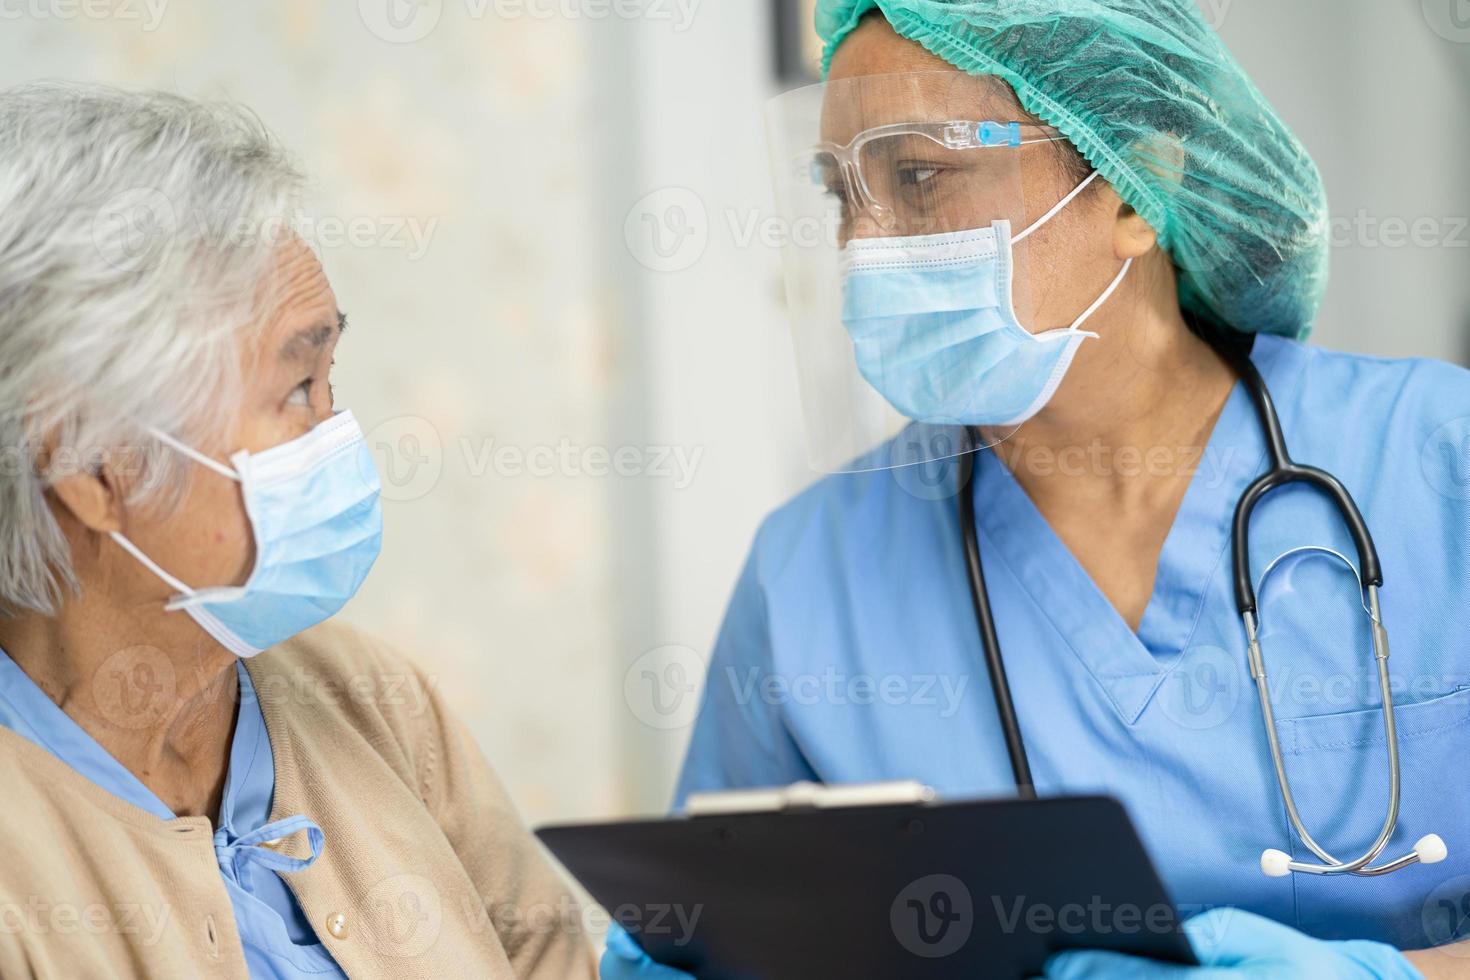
[108,427,243,609]
[1010,170,1130,340]
[147,427,242,483]
[1066,257,1133,337]
[108,530,195,602]
[1012,170,1103,245]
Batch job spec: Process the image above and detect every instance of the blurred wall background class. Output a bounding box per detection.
[0,0,1465,826]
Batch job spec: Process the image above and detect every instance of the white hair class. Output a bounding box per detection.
[0,82,306,615]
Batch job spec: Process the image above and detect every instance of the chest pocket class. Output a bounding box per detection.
[1272,685,1470,948]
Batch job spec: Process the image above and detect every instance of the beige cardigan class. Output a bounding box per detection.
[0,622,598,979]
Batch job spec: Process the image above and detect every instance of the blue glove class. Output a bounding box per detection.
[1041,908,1422,979]
[599,925,696,979]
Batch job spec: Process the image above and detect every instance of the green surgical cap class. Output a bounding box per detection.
[817,0,1330,340]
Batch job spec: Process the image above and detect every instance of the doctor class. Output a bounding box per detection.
[605,0,1470,976]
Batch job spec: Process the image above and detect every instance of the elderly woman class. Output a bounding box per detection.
[0,84,596,979]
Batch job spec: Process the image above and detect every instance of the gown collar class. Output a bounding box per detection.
[0,647,322,874]
[968,336,1310,723]
[0,645,173,818]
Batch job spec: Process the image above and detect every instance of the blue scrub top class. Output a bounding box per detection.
[0,650,346,979]
[677,336,1470,951]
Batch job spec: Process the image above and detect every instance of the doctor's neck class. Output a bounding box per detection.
[997,252,1239,509]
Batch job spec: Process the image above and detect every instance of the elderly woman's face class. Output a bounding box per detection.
[113,238,344,611]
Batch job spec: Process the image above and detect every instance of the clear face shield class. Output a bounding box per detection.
[767,71,1082,473]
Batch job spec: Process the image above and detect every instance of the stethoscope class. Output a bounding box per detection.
[956,340,1448,878]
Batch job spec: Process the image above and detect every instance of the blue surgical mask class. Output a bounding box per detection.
[112,410,383,657]
[840,171,1131,427]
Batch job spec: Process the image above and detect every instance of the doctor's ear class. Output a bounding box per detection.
[40,443,126,535]
[1113,203,1160,261]
[1113,131,1186,261]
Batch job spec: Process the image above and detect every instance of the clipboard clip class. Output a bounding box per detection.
[683,781,938,817]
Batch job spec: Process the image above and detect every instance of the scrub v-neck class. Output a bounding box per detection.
[967,336,1307,722]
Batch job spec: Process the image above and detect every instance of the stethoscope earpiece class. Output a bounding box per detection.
[1260,849,1292,878]
[1259,835,1447,879]
[1418,833,1450,865]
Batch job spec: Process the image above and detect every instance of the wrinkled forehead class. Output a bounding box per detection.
[818,71,1023,146]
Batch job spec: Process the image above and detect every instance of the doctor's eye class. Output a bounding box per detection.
[897,164,942,187]
[895,162,956,200]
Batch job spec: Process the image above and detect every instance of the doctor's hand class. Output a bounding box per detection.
[599,924,696,980]
[1041,908,1422,979]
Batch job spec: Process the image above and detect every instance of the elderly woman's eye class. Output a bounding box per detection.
[286,377,312,407]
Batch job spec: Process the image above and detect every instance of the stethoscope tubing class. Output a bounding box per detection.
[1225,350,1382,614]
[957,447,1036,800]
[956,340,1435,877]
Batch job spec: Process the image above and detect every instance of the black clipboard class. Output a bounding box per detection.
[537,786,1197,979]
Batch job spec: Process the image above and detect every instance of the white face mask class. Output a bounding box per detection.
[110,411,383,657]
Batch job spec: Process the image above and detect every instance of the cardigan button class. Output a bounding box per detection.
[326,912,349,940]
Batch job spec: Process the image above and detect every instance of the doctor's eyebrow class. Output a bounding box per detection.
[278,311,347,363]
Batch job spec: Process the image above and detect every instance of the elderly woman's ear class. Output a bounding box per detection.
[42,447,126,537]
